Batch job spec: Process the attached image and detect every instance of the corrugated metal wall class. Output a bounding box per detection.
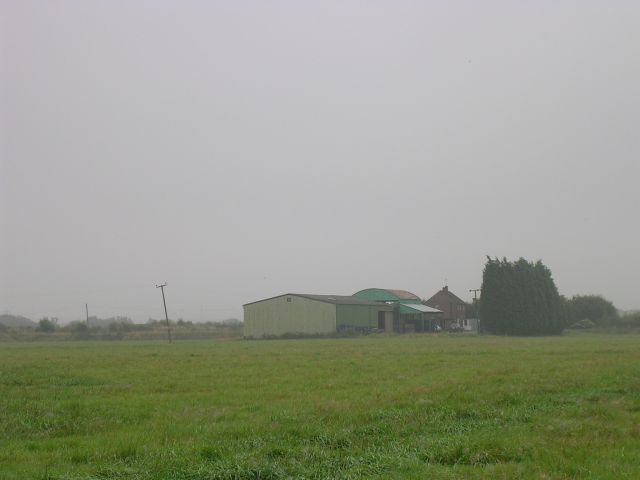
[243,295,336,338]
[336,304,386,329]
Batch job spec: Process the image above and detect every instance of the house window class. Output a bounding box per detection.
[286,297,292,303]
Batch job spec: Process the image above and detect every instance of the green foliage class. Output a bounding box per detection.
[64,321,88,333]
[108,321,134,333]
[480,257,567,335]
[2,318,243,341]
[620,311,640,325]
[35,318,57,333]
[568,294,618,325]
[591,312,640,333]
[1,336,639,479]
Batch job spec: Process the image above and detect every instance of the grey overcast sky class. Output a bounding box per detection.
[1,1,639,322]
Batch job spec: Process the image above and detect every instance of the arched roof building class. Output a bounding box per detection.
[352,288,422,303]
[353,288,442,333]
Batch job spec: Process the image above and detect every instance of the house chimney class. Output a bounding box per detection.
[443,285,448,292]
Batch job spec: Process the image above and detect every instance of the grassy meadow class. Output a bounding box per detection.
[1,333,639,479]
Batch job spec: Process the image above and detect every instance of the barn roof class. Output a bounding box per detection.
[243,294,391,307]
[353,288,422,302]
[400,303,442,314]
[385,289,421,300]
[297,294,392,306]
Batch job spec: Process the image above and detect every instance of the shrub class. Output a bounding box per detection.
[568,295,618,326]
[65,321,89,333]
[36,318,57,333]
[618,312,640,327]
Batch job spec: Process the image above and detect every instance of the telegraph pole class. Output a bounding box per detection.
[156,283,172,343]
[85,303,89,327]
[469,289,481,333]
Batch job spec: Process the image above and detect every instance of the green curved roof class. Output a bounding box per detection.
[353,288,422,303]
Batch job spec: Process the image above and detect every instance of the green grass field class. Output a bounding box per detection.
[1,333,639,479]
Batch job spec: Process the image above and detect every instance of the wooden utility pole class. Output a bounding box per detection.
[156,283,172,343]
[469,288,481,333]
[85,303,89,327]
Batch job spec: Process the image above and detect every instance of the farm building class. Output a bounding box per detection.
[353,288,442,333]
[243,294,393,338]
[424,286,475,330]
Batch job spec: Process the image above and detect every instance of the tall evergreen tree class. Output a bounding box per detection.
[480,257,565,335]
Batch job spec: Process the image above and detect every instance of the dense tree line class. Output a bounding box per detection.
[567,295,618,326]
[480,257,567,335]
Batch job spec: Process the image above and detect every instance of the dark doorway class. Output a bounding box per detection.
[377,311,385,330]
